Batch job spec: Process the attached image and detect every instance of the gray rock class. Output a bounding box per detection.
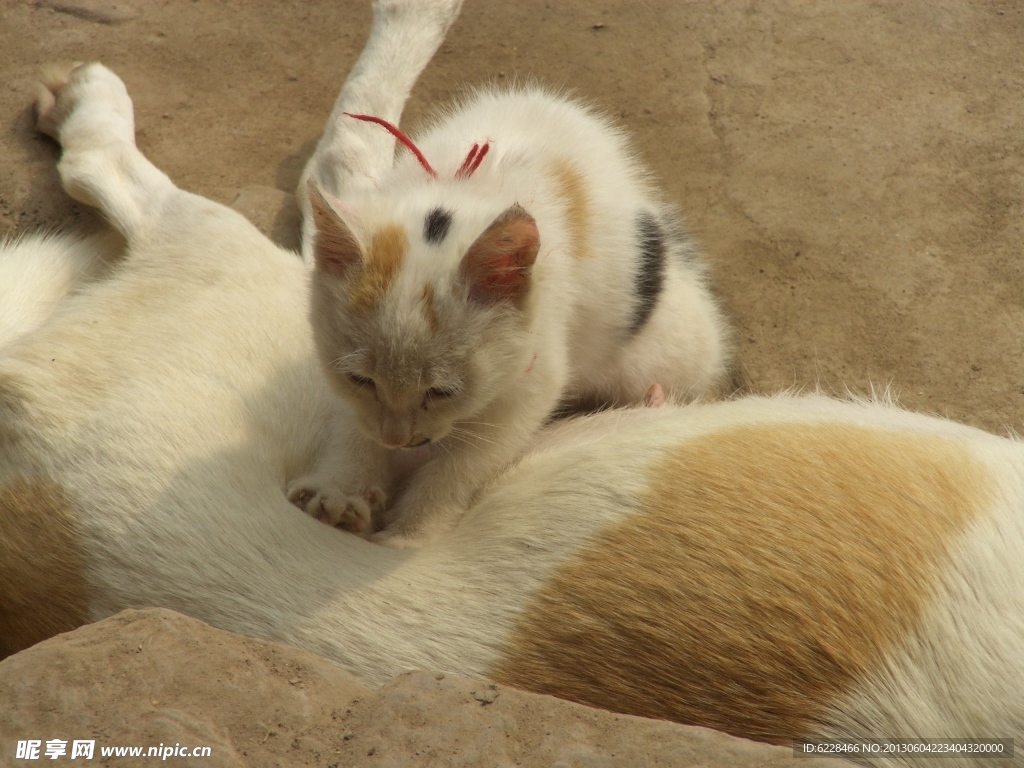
[0,609,849,767]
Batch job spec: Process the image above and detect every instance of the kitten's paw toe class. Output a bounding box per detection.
[319,496,371,533]
[287,478,382,534]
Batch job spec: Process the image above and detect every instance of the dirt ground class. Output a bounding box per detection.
[2,0,1023,432]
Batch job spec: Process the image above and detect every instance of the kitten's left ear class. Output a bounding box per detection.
[308,186,363,278]
[460,205,540,306]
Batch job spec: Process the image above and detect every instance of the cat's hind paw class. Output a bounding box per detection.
[35,62,135,146]
[286,477,384,534]
[35,62,83,139]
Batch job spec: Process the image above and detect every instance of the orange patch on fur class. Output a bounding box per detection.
[492,422,988,744]
[348,225,407,312]
[548,159,590,260]
[421,283,440,334]
[0,478,90,658]
[0,371,28,443]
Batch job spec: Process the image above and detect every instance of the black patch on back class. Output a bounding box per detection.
[424,207,453,244]
[629,211,666,335]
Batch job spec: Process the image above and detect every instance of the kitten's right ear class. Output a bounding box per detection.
[308,186,363,277]
[460,205,540,306]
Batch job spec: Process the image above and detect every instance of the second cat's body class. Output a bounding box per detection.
[298,87,730,542]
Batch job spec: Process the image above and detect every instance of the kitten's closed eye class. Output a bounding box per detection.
[426,387,454,400]
[348,372,375,389]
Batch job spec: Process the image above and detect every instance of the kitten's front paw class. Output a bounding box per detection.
[371,502,459,548]
[286,476,385,534]
[370,527,428,550]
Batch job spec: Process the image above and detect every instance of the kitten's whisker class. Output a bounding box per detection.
[328,351,363,373]
[433,439,454,460]
[447,428,499,447]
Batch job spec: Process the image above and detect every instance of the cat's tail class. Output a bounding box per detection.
[0,230,119,353]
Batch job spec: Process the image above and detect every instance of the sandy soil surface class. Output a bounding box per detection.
[3,0,1023,433]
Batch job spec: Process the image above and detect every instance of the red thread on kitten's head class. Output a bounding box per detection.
[455,142,490,178]
[343,113,489,180]
[344,112,438,178]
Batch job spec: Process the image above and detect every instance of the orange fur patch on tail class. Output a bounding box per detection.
[492,422,988,743]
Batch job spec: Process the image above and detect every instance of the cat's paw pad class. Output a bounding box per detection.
[286,478,384,534]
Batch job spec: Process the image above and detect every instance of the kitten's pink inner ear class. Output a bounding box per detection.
[461,205,540,305]
[308,187,363,277]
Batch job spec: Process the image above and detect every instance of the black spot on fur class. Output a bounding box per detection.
[629,211,666,335]
[424,207,453,244]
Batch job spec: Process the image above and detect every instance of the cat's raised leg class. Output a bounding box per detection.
[35,63,181,243]
[298,0,464,260]
[36,62,279,275]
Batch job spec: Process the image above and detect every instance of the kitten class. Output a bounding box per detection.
[290,87,730,545]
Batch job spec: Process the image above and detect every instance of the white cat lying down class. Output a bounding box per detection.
[0,6,1021,765]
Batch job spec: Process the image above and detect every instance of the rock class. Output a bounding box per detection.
[0,608,848,767]
[0,609,368,766]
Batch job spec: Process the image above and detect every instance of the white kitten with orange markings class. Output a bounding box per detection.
[291,85,730,545]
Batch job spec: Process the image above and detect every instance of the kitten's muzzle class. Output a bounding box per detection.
[380,434,432,449]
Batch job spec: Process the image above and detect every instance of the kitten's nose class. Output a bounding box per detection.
[380,414,413,448]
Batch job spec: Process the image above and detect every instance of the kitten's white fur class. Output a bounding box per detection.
[298,80,729,545]
[0,2,1020,761]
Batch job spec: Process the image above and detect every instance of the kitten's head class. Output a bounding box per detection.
[308,186,540,449]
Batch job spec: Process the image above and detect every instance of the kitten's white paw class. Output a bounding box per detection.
[287,477,384,534]
[371,501,459,548]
